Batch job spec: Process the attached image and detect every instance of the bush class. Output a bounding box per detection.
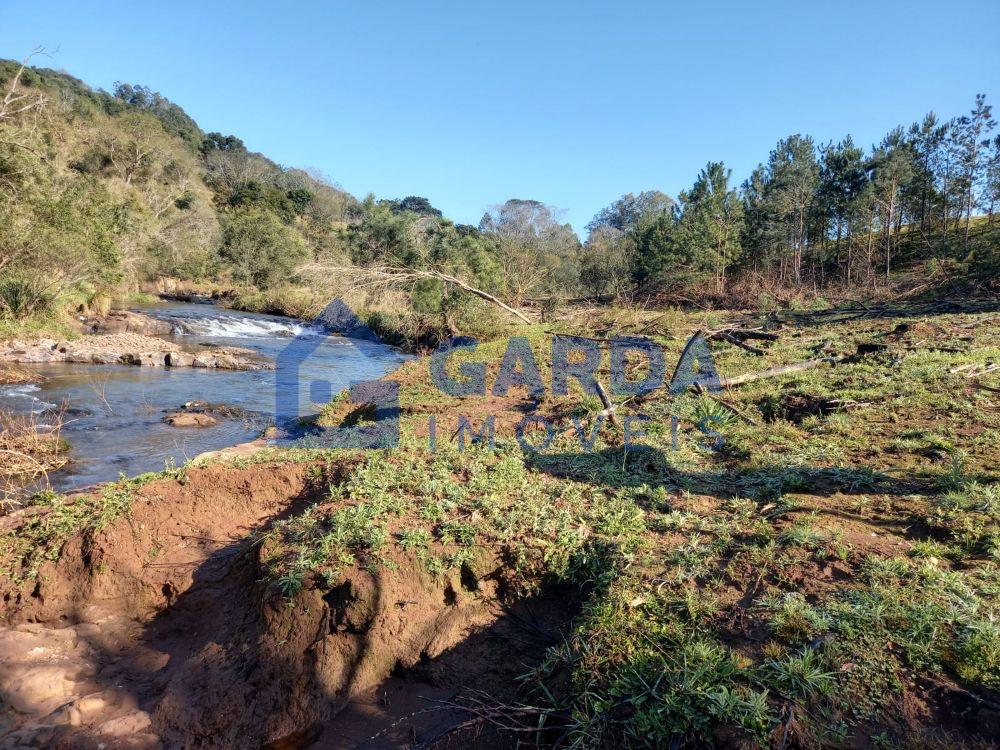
[219,208,309,289]
[0,276,55,320]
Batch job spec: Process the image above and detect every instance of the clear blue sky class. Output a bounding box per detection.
[2,0,997,234]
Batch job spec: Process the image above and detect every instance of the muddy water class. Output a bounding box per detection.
[0,302,409,492]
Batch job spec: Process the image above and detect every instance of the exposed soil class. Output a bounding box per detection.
[0,461,569,750]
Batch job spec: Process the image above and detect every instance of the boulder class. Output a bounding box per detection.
[136,352,167,367]
[166,351,195,368]
[163,412,218,428]
[83,311,173,337]
[192,354,218,368]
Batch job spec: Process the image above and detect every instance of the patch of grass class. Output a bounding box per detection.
[761,592,830,644]
[779,514,826,550]
[765,647,837,697]
[0,472,152,582]
[260,441,650,592]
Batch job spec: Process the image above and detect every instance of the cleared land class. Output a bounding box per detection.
[0,300,998,749]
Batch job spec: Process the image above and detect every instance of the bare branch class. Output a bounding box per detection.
[0,48,50,122]
[301,264,534,323]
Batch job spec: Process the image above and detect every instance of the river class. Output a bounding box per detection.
[0,302,410,492]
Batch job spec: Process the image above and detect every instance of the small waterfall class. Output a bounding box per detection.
[151,311,326,339]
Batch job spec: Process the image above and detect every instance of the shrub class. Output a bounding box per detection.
[0,275,55,319]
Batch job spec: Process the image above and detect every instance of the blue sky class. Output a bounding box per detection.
[1,0,997,234]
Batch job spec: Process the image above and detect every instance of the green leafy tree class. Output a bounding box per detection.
[347,195,419,267]
[586,190,674,233]
[383,196,442,217]
[220,208,308,288]
[113,82,203,149]
[579,225,631,298]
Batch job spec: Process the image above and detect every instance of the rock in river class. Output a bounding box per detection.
[163,412,219,428]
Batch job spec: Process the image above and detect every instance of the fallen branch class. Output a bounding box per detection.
[949,363,977,374]
[966,364,999,378]
[693,383,760,424]
[710,331,767,356]
[594,380,620,426]
[301,264,532,324]
[718,357,841,388]
[705,327,780,342]
[544,331,610,345]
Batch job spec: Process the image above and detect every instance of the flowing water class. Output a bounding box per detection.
[0,302,410,492]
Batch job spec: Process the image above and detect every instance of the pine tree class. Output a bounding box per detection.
[818,137,868,284]
[905,113,948,235]
[672,162,744,293]
[870,128,915,279]
[951,95,995,252]
[756,135,820,285]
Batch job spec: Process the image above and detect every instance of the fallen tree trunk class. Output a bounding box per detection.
[300,264,533,324]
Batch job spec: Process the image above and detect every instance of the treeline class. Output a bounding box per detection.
[582,98,999,301]
[0,55,997,342]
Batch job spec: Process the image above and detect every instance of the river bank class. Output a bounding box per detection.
[0,313,273,372]
[0,301,409,492]
[0,301,999,748]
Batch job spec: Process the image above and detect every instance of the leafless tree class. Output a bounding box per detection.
[103,112,162,184]
[203,148,272,193]
[0,48,50,122]
[0,48,52,157]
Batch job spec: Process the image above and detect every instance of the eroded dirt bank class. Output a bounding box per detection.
[0,461,559,749]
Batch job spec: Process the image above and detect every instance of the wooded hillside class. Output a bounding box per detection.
[0,53,996,344]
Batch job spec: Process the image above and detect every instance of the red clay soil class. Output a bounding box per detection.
[0,462,567,750]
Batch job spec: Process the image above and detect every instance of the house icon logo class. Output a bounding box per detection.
[275,299,400,449]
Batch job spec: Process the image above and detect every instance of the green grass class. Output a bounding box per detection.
[0,466,182,582]
[8,301,998,747]
[241,303,1000,746]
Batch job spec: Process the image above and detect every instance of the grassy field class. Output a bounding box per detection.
[278,301,1000,747]
[4,299,999,748]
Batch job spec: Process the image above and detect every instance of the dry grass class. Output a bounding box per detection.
[0,407,68,504]
[0,365,42,386]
